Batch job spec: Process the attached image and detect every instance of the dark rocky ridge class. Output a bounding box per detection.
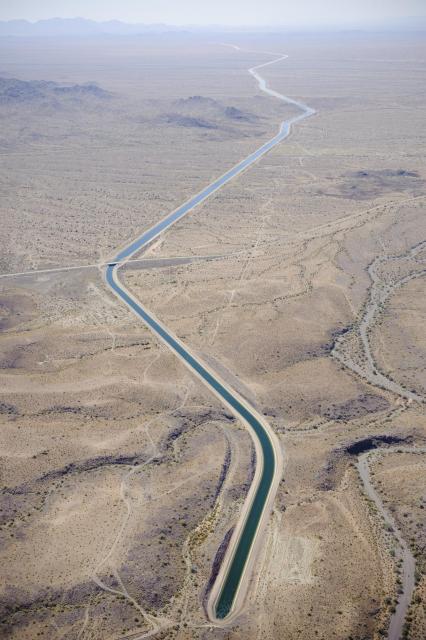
[160,95,260,131]
[345,434,409,456]
[317,168,424,200]
[318,434,412,491]
[0,77,111,105]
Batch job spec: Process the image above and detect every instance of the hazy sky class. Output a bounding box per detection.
[1,0,425,27]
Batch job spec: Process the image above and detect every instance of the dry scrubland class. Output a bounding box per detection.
[370,451,426,639]
[0,32,425,640]
[0,37,298,273]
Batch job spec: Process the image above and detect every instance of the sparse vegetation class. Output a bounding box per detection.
[1,28,425,640]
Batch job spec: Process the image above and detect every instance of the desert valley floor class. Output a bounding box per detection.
[0,31,425,640]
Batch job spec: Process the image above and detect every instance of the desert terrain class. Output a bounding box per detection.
[0,31,425,640]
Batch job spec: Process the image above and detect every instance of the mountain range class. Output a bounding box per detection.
[0,17,425,36]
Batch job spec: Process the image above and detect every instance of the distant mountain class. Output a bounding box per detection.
[174,96,258,123]
[0,16,425,37]
[0,76,111,105]
[0,18,176,37]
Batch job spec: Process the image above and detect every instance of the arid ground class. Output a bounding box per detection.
[0,32,425,640]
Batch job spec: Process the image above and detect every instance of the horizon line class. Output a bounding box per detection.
[1,15,426,29]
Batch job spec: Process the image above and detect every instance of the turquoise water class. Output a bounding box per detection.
[106,266,275,617]
[105,95,310,617]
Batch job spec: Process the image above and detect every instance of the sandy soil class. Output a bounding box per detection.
[1,31,425,640]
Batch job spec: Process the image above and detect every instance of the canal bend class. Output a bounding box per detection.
[105,46,315,620]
